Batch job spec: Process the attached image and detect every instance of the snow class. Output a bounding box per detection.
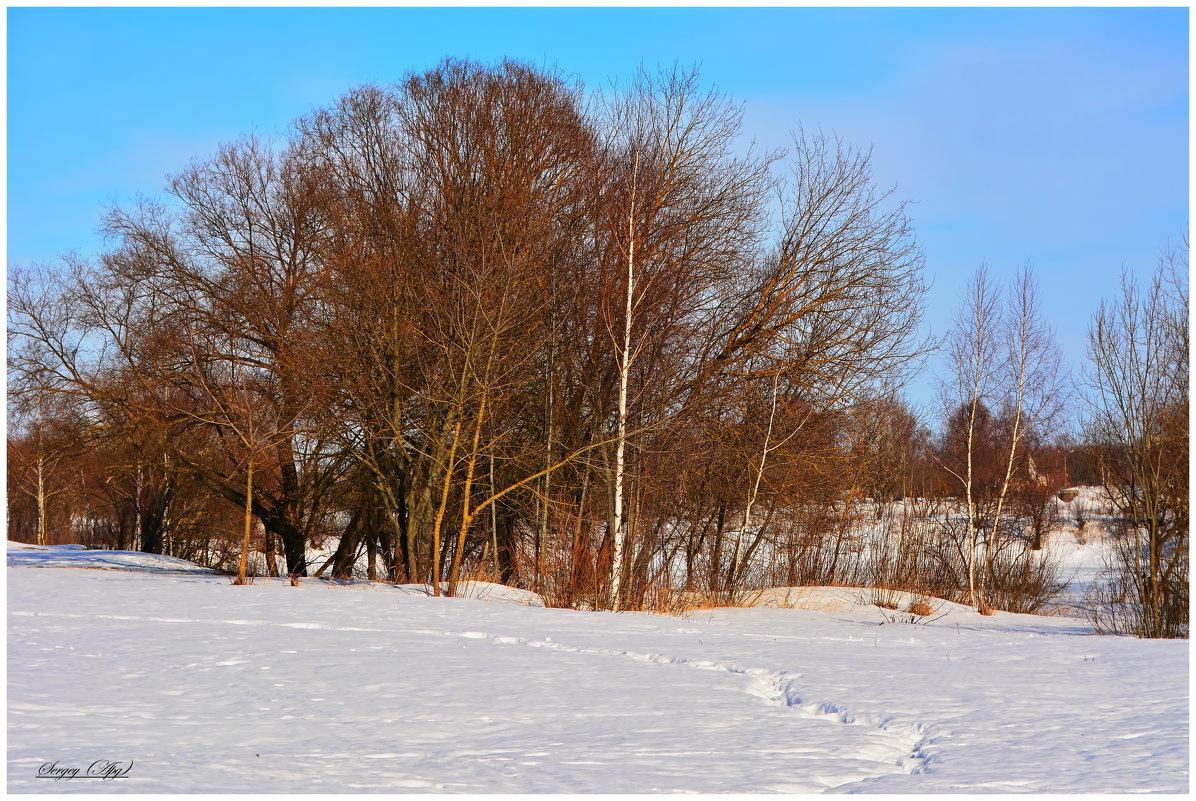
[6,542,216,574]
[1042,485,1126,618]
[7,540,1188,793]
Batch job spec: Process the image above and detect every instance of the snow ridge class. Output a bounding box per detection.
[427,628,935,789]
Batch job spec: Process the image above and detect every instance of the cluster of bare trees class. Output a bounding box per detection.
[7,59,1187,635]
[935,266,1066,612]
[927,249,1188,633]
[9,60,927,603]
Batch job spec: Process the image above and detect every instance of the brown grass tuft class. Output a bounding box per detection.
[906,598,935,617]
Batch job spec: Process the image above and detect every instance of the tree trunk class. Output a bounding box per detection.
[610,154,638,612]
[365,526,378,581]
[277,519,308,577]
[36,453,47,546]
[447,391,490,597]
[710,501,726,593]
[265,527,280,577]
[495,507,518,585]
[236,459,254,584]
[729,373,780,596]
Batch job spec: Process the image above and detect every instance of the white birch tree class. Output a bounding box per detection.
[939,266,1001,609]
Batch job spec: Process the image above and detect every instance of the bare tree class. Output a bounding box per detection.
[938,266,1002,608]
[104,137,342,577]
[1083,241,1188,638]
[980,267,1066,602]
[6,392,83,545]
[590,66,775,609]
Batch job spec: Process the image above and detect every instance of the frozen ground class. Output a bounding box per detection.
[7,540,1188,793]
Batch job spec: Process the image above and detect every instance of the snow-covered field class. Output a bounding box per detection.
[7,540,1188,793]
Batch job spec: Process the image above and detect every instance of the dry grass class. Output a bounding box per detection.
[638,586,756,616]
[906,597,935,617]
[869,586,903,610]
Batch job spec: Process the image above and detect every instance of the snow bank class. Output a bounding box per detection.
[740,585,976,617]
[7,541,217,574]
[394,580,546,606]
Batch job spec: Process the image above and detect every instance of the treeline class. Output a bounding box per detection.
[7,60,1188,634]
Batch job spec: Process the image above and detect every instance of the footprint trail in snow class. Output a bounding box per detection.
[423,627,934,789]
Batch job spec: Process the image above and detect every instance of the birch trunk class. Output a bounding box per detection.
[610,153,638,612]
[36,452,47,547]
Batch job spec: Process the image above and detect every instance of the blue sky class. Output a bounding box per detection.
[7,7,1188,417]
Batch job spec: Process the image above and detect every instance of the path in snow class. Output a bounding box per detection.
[427,626,932,777]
